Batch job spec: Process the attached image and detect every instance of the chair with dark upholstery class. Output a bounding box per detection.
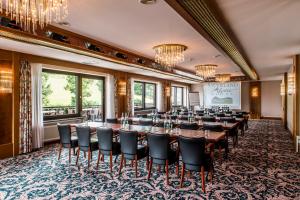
[147,133,179,185]
[57,124,78,163]
[178,136,214,192]
[118,130,149,177]
[139,119,153,126]
[180,123,199,130]
[75,126,99,168]
[106,118,118,124]
[201,116,216,122]
[96,128,121,174]
[203,124,228,161]
[179,115,188,120]
[155,121,174,128]
[216,113,225,117]
[219,117,236,123]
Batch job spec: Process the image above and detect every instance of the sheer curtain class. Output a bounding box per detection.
[31,63,44,149]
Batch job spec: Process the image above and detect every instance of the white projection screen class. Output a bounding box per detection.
[203,82,241,109]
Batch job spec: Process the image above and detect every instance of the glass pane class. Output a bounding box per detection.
[42,72,78,117]
[82,78,104,121]
[177,88,183,106]
[171,87,175,106]
[134,82,143,109]
[145,83,155,108]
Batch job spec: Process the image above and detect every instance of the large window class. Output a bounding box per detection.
[42,69,105,120]
[134,81,156,110]
[171,86,184,106]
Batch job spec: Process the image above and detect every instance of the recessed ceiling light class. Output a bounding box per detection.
[58,21,71,26]
[139,0,156,5]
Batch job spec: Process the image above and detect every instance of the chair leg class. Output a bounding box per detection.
[76,148,80,166]
[88,150,91,168]
[135,155,138,178]
[73,147,76,155]
[58,144,62,160]
[84,151,86,158]
[114,155,118,163]
[97,150,101,168]
[131,160,134,168]
[158,165,161,172]
[176,162,179,177]
[68,147,71,163]
[118,153,124,175]
[166,160,169,186]
[147,157,153,180]
[201,166,206,193]
[110,151,113,173]
[180,163,185,188]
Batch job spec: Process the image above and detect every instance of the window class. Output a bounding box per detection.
[42,69,105,120]
[134,81,156,110]
[171,86,184,106]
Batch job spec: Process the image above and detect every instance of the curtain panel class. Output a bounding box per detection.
[19,60,33,154]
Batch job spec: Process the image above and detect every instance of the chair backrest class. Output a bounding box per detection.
[220,117,236,123]
[119,130,138,155]
[232,114,243,118]
[180,123,199,130]
[147,133,169,160]
[203,124,224,132]
[76,126,91,151]
[202,116,216,122]
[179,116,188,120]
[96,127,113,151]
[216,113,225,117]
[139,119,153,126]
[57,124,71,145]
[106,118,118,124]
[179,136,206,166]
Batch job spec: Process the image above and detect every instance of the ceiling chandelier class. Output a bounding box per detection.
[195,64,217,80]
[215,74,231,82]
[0,0,68,33]
[153,44,187,70]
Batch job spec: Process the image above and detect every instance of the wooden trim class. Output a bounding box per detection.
[260,117,282,120]
[283,73,288,129]
[0,143,14,159]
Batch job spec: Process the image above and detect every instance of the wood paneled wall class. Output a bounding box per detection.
[249,81,261,119]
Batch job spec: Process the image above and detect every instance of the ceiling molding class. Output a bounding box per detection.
[165,0,259,80]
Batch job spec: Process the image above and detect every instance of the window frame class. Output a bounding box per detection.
[42,69,105,121]
[171,86,184,106]
[134,81,156,111]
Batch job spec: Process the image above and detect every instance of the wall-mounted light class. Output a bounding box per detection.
[118,81,127,96]
[165,86,171,97]
[251,87,259,98]
[288,73,295,95]
[0,69,13,93]
[280,82,285,96]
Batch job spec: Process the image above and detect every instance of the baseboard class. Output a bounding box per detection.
[44,138,60,145]
[260,116,282,120]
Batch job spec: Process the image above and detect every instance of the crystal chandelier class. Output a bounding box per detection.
[195,64,217,80]
[153,44,187,70]
[215,74,231,82]
[0,0,68,33]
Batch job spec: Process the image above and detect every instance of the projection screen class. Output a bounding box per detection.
[203,82,241,109]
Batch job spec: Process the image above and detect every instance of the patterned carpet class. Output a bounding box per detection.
[0,120,299,200]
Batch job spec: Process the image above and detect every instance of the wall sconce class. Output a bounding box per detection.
[251,87,259,98]
[0,69,13,93]
[165,86,171,97]
[280,82,285,96]
[118,81,127,96]
[288,73,295,95]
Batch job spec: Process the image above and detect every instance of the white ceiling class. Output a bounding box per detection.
[53,0,243,76]
[216,0,300,80]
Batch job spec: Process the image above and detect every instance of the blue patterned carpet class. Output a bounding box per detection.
[0,120,300,200]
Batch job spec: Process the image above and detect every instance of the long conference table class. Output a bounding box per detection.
[70,122,226,143]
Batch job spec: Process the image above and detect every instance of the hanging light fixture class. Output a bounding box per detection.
[288,73,295,95]
[0,69,13,93]
[195,64,217,80]
[153,44,187,70]
[0,0,69,33]
[215,74,231,82]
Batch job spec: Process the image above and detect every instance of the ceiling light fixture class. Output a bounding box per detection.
[195,64,217,80]
[215,74,231,82]
[139,0,156,4]
[153,44,187,70]
[0,0,69,33]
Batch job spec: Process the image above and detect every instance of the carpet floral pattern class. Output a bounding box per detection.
[0,120,299,199]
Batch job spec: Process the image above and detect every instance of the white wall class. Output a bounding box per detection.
[261,81,282,118]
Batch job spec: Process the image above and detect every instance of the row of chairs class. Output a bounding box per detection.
[57,124,226,192]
